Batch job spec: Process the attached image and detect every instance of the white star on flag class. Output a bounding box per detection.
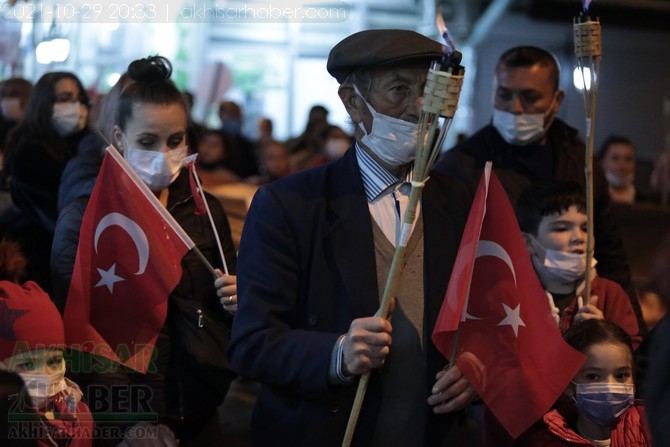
[498,303,525,337]
[95,263,124,293]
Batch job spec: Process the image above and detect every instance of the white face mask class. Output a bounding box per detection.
[492,94,557,146]
[542,249,587,283]
[124,141,187,192]
[1,98,23,121]
[17,361,68,405]
[354,86,418,168]
[605,171,635,188]
[52,102,87,136]
[528,235,596,284]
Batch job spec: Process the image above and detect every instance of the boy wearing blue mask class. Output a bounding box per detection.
[515,319,650,446]
[515,180,641,348]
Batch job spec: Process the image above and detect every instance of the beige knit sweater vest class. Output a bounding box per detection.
[371,213,427,446]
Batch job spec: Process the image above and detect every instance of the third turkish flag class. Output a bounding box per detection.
[431,162,585,438]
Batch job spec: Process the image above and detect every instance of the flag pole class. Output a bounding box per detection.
[103,141,218,279]
[341,43,465,447]
[446,161,492,369]
[188,160,229,275]
[448,325,463,368]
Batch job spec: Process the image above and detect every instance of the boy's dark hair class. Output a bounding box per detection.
[563,319,634,360]
[515,180,587,236]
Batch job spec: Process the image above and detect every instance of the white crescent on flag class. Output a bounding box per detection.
[475,240,517,286]
[475,240,525,336]
[463,240,518,322]
[94,212,150,275]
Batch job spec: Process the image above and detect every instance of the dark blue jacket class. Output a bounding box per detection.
[229,147,472,446]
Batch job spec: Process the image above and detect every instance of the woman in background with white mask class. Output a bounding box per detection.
[2,71,90,294]
[597,135,659,205]
[52,55,238,447]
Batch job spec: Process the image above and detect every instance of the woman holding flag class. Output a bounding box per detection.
[52,55,238,446]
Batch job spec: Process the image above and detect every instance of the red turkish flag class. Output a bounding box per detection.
[64,147,194,373]
[431,162,586,438]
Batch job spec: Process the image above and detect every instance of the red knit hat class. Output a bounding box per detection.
[0,281,65,361]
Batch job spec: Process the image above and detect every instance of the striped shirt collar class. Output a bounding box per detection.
[355,142,413,202]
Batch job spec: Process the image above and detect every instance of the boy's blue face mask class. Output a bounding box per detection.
[572,382,635,426]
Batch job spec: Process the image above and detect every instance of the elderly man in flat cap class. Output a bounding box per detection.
[229,29,476,446]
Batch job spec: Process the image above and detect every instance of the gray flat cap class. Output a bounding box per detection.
[327,29,445,84]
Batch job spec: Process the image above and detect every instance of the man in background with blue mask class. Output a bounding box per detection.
[228,29,476,446]
[434,45,643,335]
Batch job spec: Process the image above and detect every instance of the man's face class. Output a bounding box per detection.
[359,66,427,133]
[494,64,561,120]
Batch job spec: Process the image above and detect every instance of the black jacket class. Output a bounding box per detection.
[229,147,472,446]
[51,167,237,440]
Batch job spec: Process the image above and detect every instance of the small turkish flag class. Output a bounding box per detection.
[431,162,585,438]
[64,147,194,373]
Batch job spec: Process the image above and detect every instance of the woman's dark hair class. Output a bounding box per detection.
[563,319,634,358]
[515,180,587,236]
[94,72,132,142]
[4,72,89,167]
[115,55,186,131]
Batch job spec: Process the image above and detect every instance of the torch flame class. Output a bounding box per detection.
[583,0,593,11]
[436,7,455,54]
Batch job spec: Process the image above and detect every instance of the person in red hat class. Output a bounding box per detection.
[0,280,93,446]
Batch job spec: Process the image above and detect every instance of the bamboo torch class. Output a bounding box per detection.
[341,17,465,447]
[574,0,601,304]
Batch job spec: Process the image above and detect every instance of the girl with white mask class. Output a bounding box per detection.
[0,280,94,447]
[516,180,641,348]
